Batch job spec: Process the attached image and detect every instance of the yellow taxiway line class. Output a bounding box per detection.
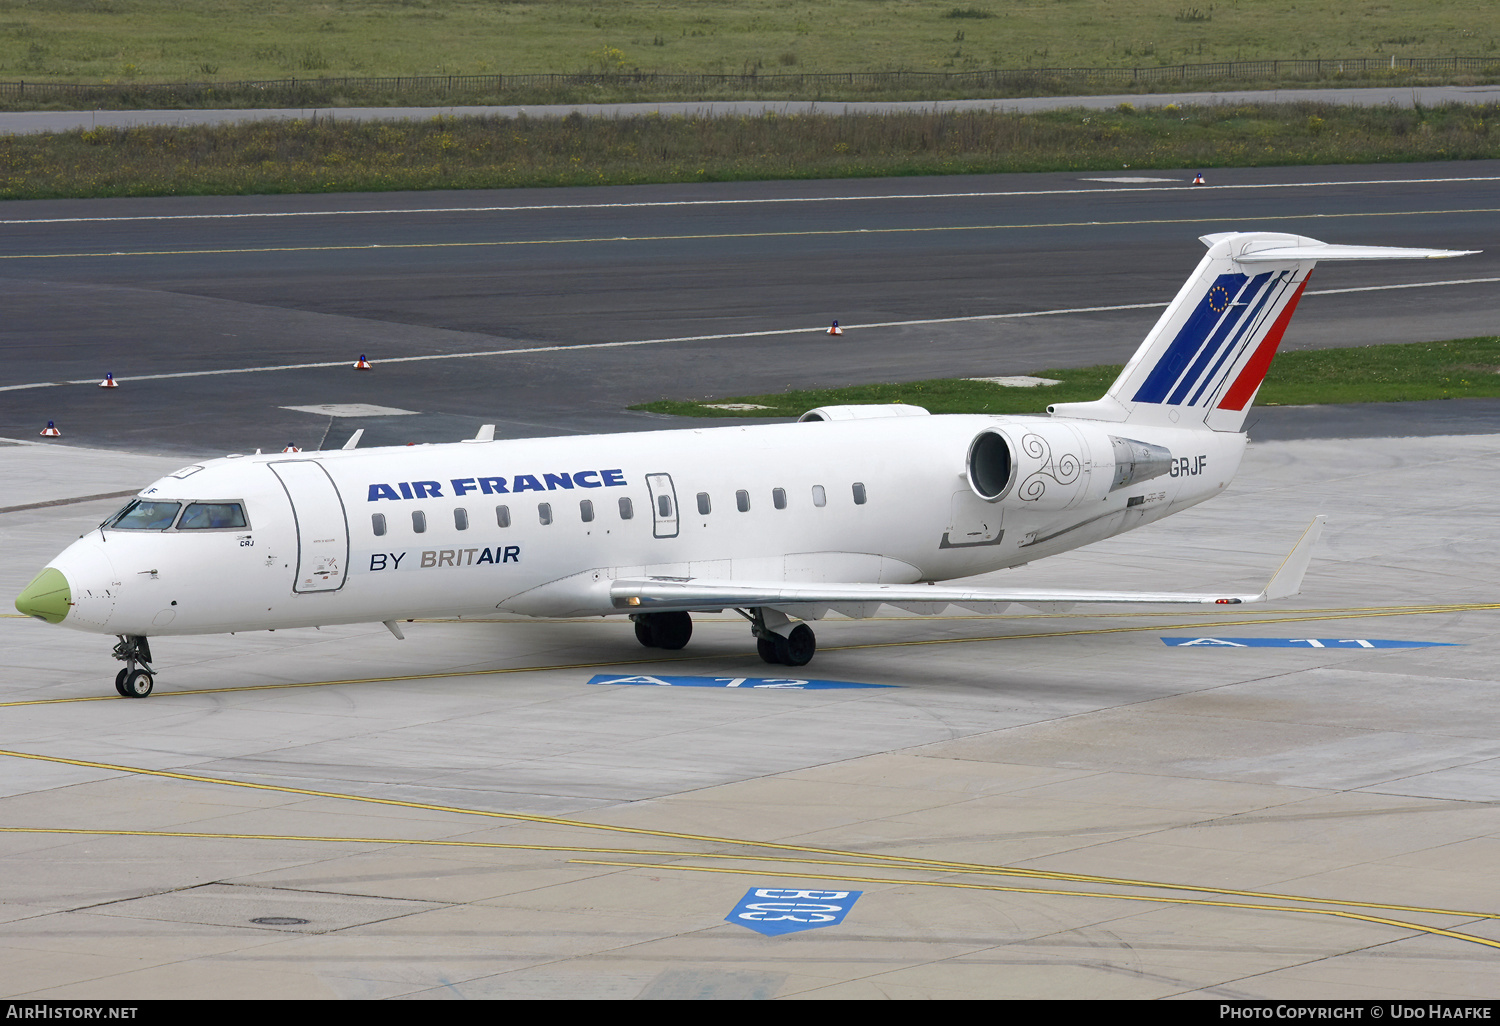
[572,860,1500,952]
[0,824,1493,925]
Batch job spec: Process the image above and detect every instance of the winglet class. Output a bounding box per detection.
[1260,516,1326,601]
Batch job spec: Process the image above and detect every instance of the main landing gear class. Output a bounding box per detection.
[111,635,155,698]
[629,608,818,667]
[632,611,693,650]
[745,607,816,667]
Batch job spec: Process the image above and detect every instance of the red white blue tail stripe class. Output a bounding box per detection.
[1047,232,1475,432]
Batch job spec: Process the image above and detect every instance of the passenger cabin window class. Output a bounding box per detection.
[697,492,711,516]
[619,497,634,520]
[372,513,387,537]
[657,495,673,518]
[852,482,868,505]
[177,502,248,530]
[107,501,181,531]
[580,499,595,523]
[496,505,511,528]
[772,488,787,510]
[812,485,827,508]
[412,510,427,533]
[736,489,750,512]
[454,508,469,531]
[538,502,553,526]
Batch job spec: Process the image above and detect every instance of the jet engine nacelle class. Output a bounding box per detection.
[965,423,1173,512]
[799,404,932,422]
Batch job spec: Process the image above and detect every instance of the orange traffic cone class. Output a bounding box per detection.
[99,373,118,388]
[827,320,843,336]
[282,444,301,453]
[1192,172,1205,185]
[354,354,372,370]
[40,420,60,437]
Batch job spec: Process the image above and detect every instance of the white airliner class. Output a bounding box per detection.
[15,232,1476,697]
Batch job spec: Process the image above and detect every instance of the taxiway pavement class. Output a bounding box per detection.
[1,428,1497,999]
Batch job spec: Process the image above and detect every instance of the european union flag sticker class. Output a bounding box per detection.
[726,887,863,937]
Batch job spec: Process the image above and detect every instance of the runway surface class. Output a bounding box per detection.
[1,163,1498,999]
[2,160,1499,455]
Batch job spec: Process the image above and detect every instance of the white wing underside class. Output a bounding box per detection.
[612,518,1325,619]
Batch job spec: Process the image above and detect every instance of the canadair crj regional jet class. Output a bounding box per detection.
[15,232,1477,697]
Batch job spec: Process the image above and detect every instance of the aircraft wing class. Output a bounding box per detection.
[611,518,1324,618]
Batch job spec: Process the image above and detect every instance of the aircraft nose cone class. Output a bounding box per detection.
[15,567,70,624]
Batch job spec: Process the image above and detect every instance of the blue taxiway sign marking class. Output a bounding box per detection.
[587,674,896,689]
[726,887,863,937]
[1161,637,1460,648]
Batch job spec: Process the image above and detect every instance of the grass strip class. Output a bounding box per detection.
[629,336,1500,418]
[5,67,1498,113]
[0,0,1495,93]
[2,101,1499,200]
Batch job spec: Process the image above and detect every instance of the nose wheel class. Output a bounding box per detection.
[111,635,156,698]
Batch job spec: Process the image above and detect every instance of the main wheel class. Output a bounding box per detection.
[634,617,658,648]
[782,624,816,667]
[757,637,781,665]
[114,668,131,697]
[653,611,693,650]
[122,669,154,698]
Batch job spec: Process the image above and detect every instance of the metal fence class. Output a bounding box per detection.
[2,56,1498,101]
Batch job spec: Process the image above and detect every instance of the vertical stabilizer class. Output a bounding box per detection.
[1047,233,1476,432]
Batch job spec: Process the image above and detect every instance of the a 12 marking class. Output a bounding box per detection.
[588,674,896,689]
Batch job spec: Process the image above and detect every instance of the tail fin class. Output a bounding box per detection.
[1048,232,1477,432]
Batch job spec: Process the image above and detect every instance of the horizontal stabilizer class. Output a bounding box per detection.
[1236,245,1477,264]
[609,519,1324,616]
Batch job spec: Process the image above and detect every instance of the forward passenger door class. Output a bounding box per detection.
[269,461,350,593]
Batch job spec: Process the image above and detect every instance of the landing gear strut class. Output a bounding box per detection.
[632,611,693,650]
[740,607,816,667]
[111,635,155,697]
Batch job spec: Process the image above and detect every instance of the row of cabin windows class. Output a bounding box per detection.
[694,482,866,516]
[373,498,633,536]
[369,483,868,536]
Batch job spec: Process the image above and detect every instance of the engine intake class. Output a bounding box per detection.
[966,429,1015,501]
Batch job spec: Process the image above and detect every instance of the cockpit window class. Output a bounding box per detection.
[107,500,181,531]
[177,502,248,530]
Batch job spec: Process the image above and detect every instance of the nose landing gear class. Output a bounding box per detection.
[111,635,155,697]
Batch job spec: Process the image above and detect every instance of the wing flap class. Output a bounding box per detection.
[610,519,1324,616]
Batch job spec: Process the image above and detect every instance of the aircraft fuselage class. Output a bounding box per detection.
[43,413,1243,637]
